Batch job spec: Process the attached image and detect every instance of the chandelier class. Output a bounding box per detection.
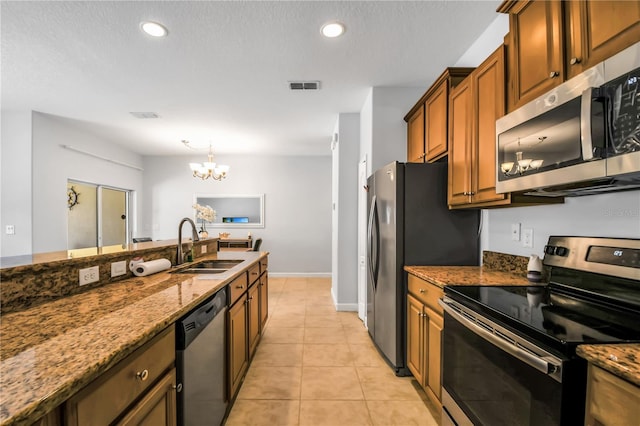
[186,142,230,181]
[500,137,545,176]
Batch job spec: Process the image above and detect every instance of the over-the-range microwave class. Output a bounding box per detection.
[495,42,640,197]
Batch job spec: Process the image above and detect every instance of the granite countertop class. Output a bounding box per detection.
[0,251,266,426]
[404,265,531,289]
[577,344,640,387]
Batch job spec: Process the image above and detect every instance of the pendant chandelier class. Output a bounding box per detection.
[186,142,230,181]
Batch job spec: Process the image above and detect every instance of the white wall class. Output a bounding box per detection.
[0,111,33,257]
[331,113,360,311]
[31,112,144,253]
[141,154,331,275]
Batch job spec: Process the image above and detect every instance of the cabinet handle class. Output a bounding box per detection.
[173,383,183,392]
[549,71,559,78]
[570,57,581,65]
[136,369,149,381]
[251,272,258,276]
[236,285,245,289]
[419,289,426,294]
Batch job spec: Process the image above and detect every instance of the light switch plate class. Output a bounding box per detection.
[511,223,521,241]
[201,245,207,254]
[522,228,533,248]
[111,261,127,277]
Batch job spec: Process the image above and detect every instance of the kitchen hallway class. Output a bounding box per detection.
[225,277,440,426]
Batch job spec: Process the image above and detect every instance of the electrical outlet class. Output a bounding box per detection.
[111,261,127,277]
[79,266,100,286]
[5,225,15,235]
[201,245,207,254]
[522,228,534,248]
[511,223,521,241]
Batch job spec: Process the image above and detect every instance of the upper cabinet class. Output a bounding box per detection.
[499,0,640,111]
[404,68,473,163]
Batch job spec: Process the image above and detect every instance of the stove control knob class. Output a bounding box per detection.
[555,246,568,256]
[545,245,556,255]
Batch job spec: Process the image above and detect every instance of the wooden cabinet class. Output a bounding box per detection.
[499,0,640,111]
[247,281,260,358]
[584,364,640,426]
[406,106,426,163]
[227,294,248,400]
[565,1,640,79]
[448,45,563,209]
[259,258,269,332]
[406,274,444,407]
[65,327,176,426]
[404,68,474,163]
[31,408,62,426]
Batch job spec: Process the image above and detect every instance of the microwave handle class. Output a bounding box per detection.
[581,87,595,161]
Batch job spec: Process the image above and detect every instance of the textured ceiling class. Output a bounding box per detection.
[1,1,502,156]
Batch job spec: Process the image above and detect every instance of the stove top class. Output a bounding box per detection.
[445,237,640,356]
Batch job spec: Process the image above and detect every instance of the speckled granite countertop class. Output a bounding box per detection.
[0,251,266,426]
[404,265,531,288]
[577,344,640,387]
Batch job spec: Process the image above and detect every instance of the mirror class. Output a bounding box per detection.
[194,194,265,229]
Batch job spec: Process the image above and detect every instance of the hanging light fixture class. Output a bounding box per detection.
[186,141,230,181]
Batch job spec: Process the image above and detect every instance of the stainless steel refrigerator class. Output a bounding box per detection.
[366,161,479,375]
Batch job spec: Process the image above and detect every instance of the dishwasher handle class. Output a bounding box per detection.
[177,287,227,349]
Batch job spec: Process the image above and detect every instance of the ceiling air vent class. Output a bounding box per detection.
[289,81,320,91]
[129,112,160,119]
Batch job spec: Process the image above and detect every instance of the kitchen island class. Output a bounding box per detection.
[0,250,267,425]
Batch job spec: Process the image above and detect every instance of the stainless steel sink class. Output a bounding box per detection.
[172,259,243,274]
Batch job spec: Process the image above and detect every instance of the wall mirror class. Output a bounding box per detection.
[193,194,265,229]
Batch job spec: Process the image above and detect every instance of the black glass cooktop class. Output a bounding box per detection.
[445,284,640,354]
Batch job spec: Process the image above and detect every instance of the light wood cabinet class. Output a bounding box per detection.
[406,274,444,407]
[499,0,640,111]
[584,364,640,426]
[65,327,176,426]
[227,294,248,400]
[247,281,260,358]
[31,408,61,426]
[448,45,563,209]
[404,68,473,163]
[565,1,640,79]
[259,258,269,332]
[407,106,426,163]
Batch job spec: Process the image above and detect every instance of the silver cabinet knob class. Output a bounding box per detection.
[419,289,426,294]
[549,71,559,78]
[570,57,581,65]
[136,369,149,381]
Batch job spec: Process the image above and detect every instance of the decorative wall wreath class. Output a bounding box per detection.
[67,186,80,210]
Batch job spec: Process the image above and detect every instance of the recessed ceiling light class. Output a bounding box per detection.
[321,22,345,38]
[140,21,168,37]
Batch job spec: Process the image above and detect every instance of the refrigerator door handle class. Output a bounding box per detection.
[367,195,380,289]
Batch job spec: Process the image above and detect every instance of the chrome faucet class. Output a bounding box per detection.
[176,217,200,265]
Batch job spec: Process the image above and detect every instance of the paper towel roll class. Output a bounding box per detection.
[132,259,172,277]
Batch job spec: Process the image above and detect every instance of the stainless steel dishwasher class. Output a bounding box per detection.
[176,287,227,426]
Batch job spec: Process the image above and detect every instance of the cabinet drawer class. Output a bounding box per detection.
[229,273,249,306]
[248,263,260,285]
[66,327,175,426]
[408,274,443,315]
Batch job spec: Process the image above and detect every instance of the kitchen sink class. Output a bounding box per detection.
[172,259,244,274]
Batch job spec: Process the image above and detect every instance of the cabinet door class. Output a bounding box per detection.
[472,45,508,204]
[447,78,472,206]
[117,369,177,426]
[585,364,640,426]
[406,294,425,385]
[566,1,640,79]
[508,0,563,110]
[228,297,248,399]
[259,273,269,332]
[425,80,449,162]
[407,105,426,163]
[248,282,261,358]
[425,308,443,404]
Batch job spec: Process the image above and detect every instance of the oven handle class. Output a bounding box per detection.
[580,87,595,161]
[439,298,563,383]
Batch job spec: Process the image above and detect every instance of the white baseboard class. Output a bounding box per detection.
[334,303,358,312]
[268,272,332,278]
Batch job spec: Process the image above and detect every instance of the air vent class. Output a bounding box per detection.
[129,112,160,119]
[184,322,196,332]
[289,81,320,91]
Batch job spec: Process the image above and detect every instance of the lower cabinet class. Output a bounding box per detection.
[247,281,260,358]
[65,326,176,426]
[585,364,640,426]
[227,294,249,400]
[406,274,444,407]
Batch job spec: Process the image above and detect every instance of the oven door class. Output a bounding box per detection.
[439,298,581,426]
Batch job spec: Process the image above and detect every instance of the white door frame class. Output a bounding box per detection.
[357,156,368,322]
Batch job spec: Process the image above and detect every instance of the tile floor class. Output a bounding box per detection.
[225,277,440,426]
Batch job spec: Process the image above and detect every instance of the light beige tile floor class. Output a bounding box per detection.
[225,277,440,426]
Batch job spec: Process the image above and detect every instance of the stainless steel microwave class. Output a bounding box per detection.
[495,42,640,197]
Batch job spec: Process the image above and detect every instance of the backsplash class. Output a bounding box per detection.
[0,239,219,313]
[483,250,550,281]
